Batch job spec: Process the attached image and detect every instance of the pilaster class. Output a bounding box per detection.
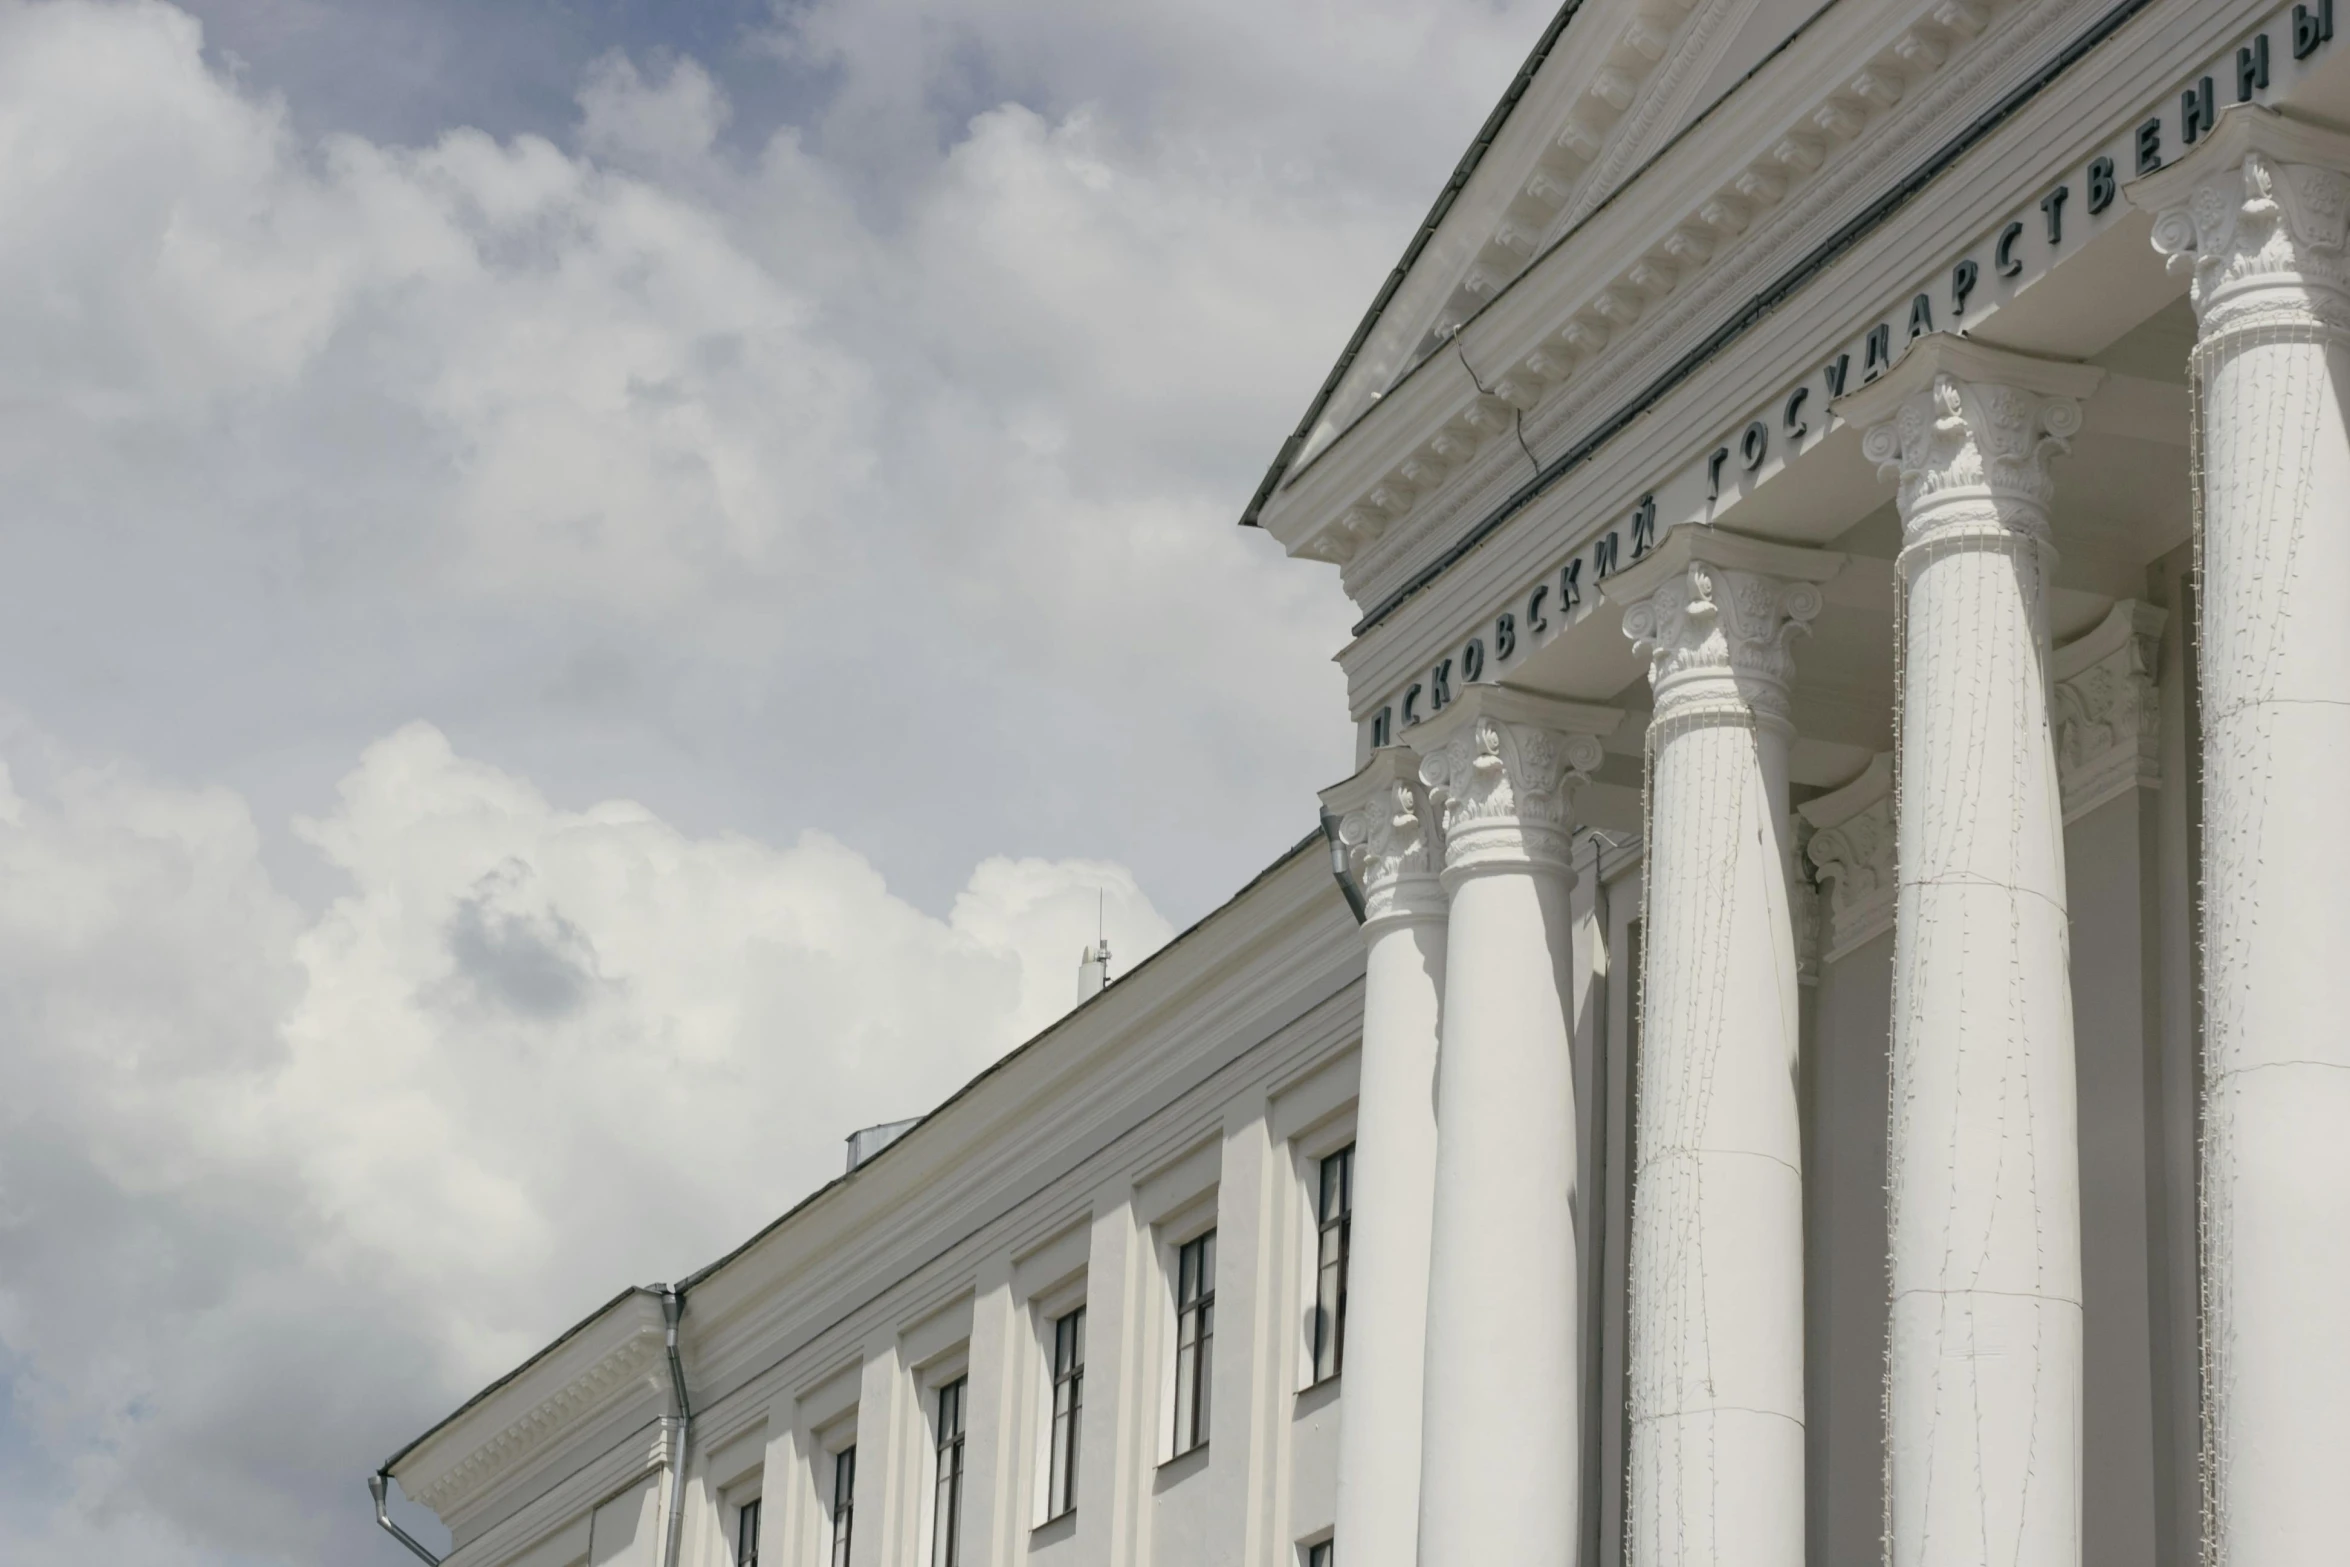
[2052,601,2166,824]
[1799,754,1895,964]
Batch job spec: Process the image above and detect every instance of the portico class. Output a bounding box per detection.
[1263,2,2350,1564]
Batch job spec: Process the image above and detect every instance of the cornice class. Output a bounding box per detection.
[653,848,1365,1428]
[396,1302,668,1537]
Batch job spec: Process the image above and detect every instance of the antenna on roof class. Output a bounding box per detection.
[1078,890,1113,1001]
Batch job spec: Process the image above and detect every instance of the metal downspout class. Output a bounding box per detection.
[660,1286,693,1567]
[1319,807,1368,926]
[371,1471,443,1565]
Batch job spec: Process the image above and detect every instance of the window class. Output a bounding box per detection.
[1312,1145,1354,1383]
[1173,1230,1216,1456]
[733,1496,761,1567]
[829,1447,856,1567]
[1306,1542,1335,1567]
[1046,1306,1086,1520]
[932,1379,967,1567]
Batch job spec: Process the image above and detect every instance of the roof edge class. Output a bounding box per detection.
[1236,0,1591,530]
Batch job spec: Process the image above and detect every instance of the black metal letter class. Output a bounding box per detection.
[1631,493,1657,556]
[1951,257,1979,317]
[1527,583,1550,634]
[1863,323,1893,382]
[2087,156,2116,216]
[2240,35,2271,99]
[1560,558,1582,612]
[1592,531,1619,579]
[1741,420,1769,471]
[2183,77,2216,143]
[1907,291,1934,341]
[1996,219,2025,277]
[2040,185,2069,246]
[1371,707,1392,748]
[1495,612,1516,661]
[1462,639,1485,683]
[2136,116,2163,174]
[2295,1,2333,58]
[1784,385,1811,445]
[1709,445,1731,499]
[1822,353,1851,399]
[1401,684,1422,726]
[1430,659,1452,710]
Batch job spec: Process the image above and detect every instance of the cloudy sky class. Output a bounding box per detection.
[0,0,1550,1559]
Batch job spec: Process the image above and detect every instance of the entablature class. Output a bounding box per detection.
[1325,0,2315,761]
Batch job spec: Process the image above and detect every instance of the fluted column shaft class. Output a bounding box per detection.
[2133,107,2350,1567]
[1845,339,2101,1567]
[1603,531,1842,1567]
[1413,687,1619,1567]
[1322,751,1447,1567]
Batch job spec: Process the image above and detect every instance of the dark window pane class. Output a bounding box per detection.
[831,1446,856,1567]
[736,1497,761,1567]
[933,1379,966,1567]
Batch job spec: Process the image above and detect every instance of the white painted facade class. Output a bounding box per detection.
[379,2,2350,1565]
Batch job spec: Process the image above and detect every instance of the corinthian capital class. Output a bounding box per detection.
[2127,106,2350,337]
[1412,686,1620,878]
[1836,336,2101,550]
[1602,526,1844,733]
[1319,748,1443,924]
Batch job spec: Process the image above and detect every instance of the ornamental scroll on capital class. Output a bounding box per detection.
[1620,559,1824,727]
[1858,372,2083,528]
[1418,716,1604,841]
[1320,749,1444,924]
[2129,108,2350,334]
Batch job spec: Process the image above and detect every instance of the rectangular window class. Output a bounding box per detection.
[1307,1542,1335,1567]
[1172,1230,1216,1456]
[829,1447,856,1567]
[1312,1145,1354,1383]
[932,1379,967,1567]
[734,1496,761,1567]
[1047,1306,1086,1520]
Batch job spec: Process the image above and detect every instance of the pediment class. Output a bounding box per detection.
[1266,0,1842,490]
[1248,0,2029,585]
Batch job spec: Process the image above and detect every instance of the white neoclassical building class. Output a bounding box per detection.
[374,2,2350,1565]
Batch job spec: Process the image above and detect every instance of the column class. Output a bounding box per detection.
[1601,528,1843,1567]
[1320,750,1446,1567]
[1841,337,2101,1567]
[2130,106,2350,1567]
[1412,685,1620,1567]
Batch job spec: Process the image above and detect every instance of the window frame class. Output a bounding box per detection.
[1171,1227,1217,1459]
[1043,1304,1086,1523]
[827,1441,857,1567]
[1309,1143,1354,1386]
[732,1493,762,1567]
[929,1375,968,1567]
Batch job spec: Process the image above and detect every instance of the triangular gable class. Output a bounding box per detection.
[1240,0,1842,528]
